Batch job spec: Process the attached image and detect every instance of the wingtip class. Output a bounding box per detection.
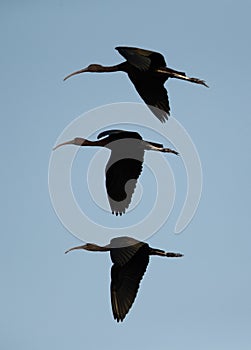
[115,46,129,54]
[201,80,209,88]
[148,105,169,123]
[161,118,168,123]
[112,210,125,216]
[113,314,125,323]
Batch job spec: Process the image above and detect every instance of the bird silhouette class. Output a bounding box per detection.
[53,129,178,215]
[64,46,208,122]
[65,236,183,322]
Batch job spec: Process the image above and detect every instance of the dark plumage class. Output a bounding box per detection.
[64,46,208,122]
[53,129,178,215]
[65,236,183,322]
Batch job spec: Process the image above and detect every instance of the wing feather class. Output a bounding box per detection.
[110,244,150,322]
[110,237,144,265]
[116,47,169,122]
[105,140,144,215]
[128,74,170,122]
[116,46,166,71]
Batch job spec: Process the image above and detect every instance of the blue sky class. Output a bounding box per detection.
[1,1,251,349]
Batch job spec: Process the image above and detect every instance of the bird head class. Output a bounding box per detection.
[85,64,104,72]
[81,243,95,251]
[63,64,103,81]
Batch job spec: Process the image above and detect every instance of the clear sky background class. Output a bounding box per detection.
[1,1,251,349]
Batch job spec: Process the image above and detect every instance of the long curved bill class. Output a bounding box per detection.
[63,68,88,81]
[53,139,75,151]
[65,245,86,254]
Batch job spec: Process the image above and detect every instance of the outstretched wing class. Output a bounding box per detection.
[130,75,170,122]
[110,243,150,322]
[105,158,143,215]
[105,140,144,215]
[116,46,166,71]
[116,47,169,122]
[109,237,144,265]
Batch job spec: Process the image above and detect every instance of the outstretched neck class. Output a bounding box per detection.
[88,62,126,73]
[79,139,106,147]
[85,244,110,252]
[65,243,110,254]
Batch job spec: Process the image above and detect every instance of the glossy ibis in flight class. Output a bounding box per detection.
[64,46,208,122]
[65,236,183,322]
[53,129,178,216]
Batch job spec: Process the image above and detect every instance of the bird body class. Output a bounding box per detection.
[53,129,178,215]
[64,46,208,122]
[65,236,183,322]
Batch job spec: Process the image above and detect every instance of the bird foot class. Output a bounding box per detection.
[190,77,209,88]
[165,252,184,258]
[162,148,179,156]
